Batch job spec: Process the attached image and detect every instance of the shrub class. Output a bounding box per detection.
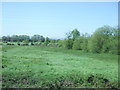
[31,42,34,45]
[17,42,20,46]
[41,43,46,46]
[72,38,82,50]
[63,39,73,49]
[72,36,85,50]
[58,40,64,47]
[21,41,29,46]
[6,42,14,45]
[33,42,41,46]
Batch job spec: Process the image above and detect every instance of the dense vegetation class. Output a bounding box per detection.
[1,25,119,88]
[2,46,118,88]
[1,25,119,55]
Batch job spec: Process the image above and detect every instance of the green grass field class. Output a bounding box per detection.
[2,45,118,88]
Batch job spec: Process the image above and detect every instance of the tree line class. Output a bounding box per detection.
[2,34,58,47]
[2,34,45,42]
[1,25,120,55]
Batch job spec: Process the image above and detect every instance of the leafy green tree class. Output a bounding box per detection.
[2,36,7,42]
[45,37,50,46]
[66,29,80,40]
[58,40,64,47]
[50,39,56,43]
[106,27,119,54]
[72,33,89,51]
[11,35,18,42]
[72,37,83,50]
[18,35,30,42]
[88,25,117,53]
[31,34,45,42]
[31,34,40,42]
[40,36,45,42]
[63,39,73,49]
[71,29,80,40]
[81,34,89,51]
[2,36,11,42]
[65,31,72,39]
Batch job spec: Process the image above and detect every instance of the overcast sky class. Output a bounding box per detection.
[2,2,118,39]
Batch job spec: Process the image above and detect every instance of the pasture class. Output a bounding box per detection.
[2,45,118,88]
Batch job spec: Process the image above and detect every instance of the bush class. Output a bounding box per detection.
[72,36,88,50]
[58,40,64,47]
[33,42,41,46]
[21,41,29,46]
[72,38,82,50]
[63,39,73,49]
[6,42,14,45]
[88,26,119,54]
[17,42,20,46]
[41,43,46,46]
[31,42,34,45]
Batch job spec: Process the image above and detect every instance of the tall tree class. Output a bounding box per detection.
[88,25,117,53]
[71,29,80,40]
[45,37,50,46]
[65,29,80,40]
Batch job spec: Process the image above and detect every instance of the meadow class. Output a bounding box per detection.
[2,45,118,88]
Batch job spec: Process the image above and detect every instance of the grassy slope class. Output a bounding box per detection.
[2,45,118,88]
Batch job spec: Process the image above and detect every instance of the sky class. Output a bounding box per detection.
[2,2,118,39]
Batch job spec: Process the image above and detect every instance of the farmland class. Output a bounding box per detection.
[2,45,118,88]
